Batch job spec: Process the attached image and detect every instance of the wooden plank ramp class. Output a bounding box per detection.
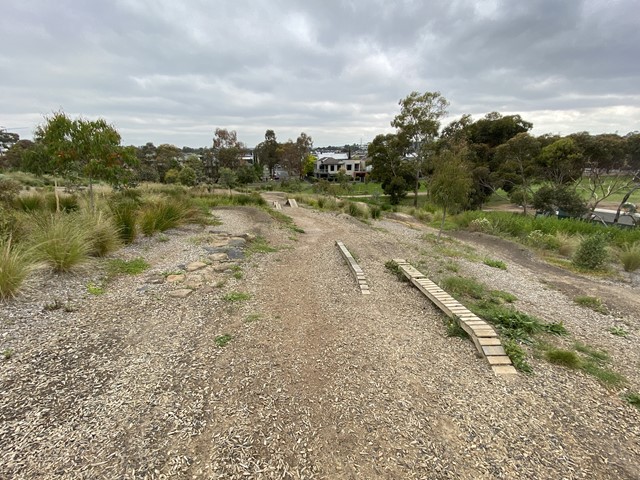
[273,201,282,210]
[285,198,299,208]
[393,259,517,376]
[336,241,370,295]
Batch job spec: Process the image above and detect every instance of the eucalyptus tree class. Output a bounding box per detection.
[391,91,449,206]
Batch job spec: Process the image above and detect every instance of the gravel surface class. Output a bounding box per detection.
[1,197,639,479]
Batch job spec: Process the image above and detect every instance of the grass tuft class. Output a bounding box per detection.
[223,291,251,302]
[573,295,609,315]
[0,237,35,300]
[619,241,640,272]
[107,258,150,276]
[483,258,507,270]
[30,213,91,272]
[215,334,233,347]
[545,348,581,369]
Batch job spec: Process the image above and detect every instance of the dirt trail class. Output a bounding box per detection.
[1,198,639,479]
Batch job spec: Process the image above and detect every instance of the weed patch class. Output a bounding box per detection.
[624,392,640,409]
[107,258,150,276]
[246,236,278,255]
[87,282,105,295]
[574,296,609,314]
[223,291,251,302]
[215,334,233,347]
[609,326,629,337]
[483,258,507,270]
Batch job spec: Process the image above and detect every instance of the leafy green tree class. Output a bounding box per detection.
[164,168,180,184]
[29,112,137,210]
[183,154,205,183]
[0,129,19,165]
[368,133,412,204]
[391,91,449,206]
[494,133,541,215]
[236,164,258,185]
[257,130,280,178]
[156,144,182,182]
[2,139,34,170]
[218,167,237,195]
[213,128,244,170]
[135,142,159,182]
[570,132,635,211]
[532,185,587,217]
[302,154,316,177]
[538,138,583,186]
[431,148,473,240]
[178,166,197,186]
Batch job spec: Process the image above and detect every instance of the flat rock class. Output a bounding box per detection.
[209,253,228,262]
[229,237,247,247]
[145,274,165,284]
[227,249,244,260]
[186,261,208,272]
[166,274,185,283]
[168,289,193,298]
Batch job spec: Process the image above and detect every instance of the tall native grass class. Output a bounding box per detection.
[139,196,204,235]
[29,213,92,272]
[0,237,36,300]
[618,241,640,272]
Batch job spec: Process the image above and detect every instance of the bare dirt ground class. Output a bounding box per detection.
[1,195,639,479]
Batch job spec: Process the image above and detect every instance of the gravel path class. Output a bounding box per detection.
[1,199,639,479]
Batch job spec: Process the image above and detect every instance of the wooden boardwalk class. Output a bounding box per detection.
[394,259,517,376]
[336,241,370,295]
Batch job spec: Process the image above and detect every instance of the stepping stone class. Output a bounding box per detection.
[166,274,185,283]
[229,237,247,247]
[145,274,165,284]
[209,253,228,262]
[186,261,207,272]
[168,289,193,298]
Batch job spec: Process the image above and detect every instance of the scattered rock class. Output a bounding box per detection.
[186,261,208,272]
[166,274,185,283]
[227,249,244,260]
[145,274,165,284]
[184,274,204,289]
[209,253,228,262]
[228,237,247,247]
[167,289,193,298]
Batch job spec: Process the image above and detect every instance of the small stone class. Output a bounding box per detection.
[227,249,244,260]
[242,233,256,241]
[168,289,193,298]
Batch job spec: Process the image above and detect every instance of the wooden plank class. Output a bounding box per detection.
[482,345,507,356]
[486,355,512,365]
[478,337,502,346]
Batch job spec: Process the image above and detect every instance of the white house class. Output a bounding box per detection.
[314,153,367,181]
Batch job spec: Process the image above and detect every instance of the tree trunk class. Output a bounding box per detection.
[54,178,60,213]
[413,174,419,207]
[437,206,447,243]
[88,174,94,212]
[614,185,640,224]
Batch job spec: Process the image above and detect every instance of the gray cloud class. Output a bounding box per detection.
[1,0,638,147]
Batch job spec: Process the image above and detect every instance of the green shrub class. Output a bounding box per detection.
[0,237,35,299]
[0,178,22,204]
[468,217,494,233]
[503,339,532,373]
[556,233,581,257]
[526,230,561,250]
[619,242,640,272]
[30,213,91,272]
[572,234,608,270]
[545,348,581,369]
[370,205,381,219]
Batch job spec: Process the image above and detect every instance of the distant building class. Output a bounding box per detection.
[314,152,367,181]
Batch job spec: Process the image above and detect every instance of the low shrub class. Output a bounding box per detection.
[556,232,581,257]
[525,230,561,250]
[109,198,138,243]
[483,258,507,270]
[14,193,45,212]
[573,234,608,270]
[0,178,22,204]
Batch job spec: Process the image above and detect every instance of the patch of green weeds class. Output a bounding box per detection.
[503,339,532,373]
[539,341,626,388]
[483,258,507,270]
[232,265,243,279]
[441,276,486,299]
[609,326,629,337]
[490,290,517,303]
[158,233,169,242]
[223,291,251,302]
[3,349,14,360]
[215,334,233,347]
[444,261,459,273]
[624,392,640,409]
[444,317,468,338]
[263,208,304,233]
[87,282,105,295]
[246,236,278,255]
[245,313,261,323]
[215,279,227,288]
[107,257,150,276]
[384,260,407,282]
[574,295,609,315]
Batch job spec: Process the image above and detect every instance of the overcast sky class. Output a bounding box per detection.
[1,0,638,148]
